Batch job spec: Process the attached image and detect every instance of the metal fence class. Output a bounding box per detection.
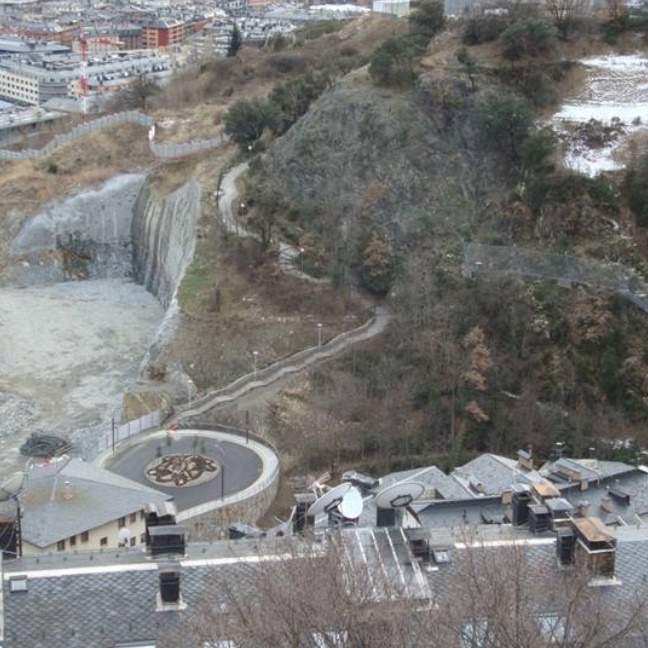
[462,242,648,313]
[93,409,162,458]
[0,110,227,161]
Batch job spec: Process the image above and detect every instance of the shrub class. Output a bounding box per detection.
[624,155,648,226]
[519,127,556,174]
[295,20,343,42]
[500,18,558,60]
[269,71,331,133]
[462,13,509,45]
[264,54,307,76]
[268,33,288,51]
[476,91,533,165]
[223,98,279,150]
[408,0,445,41]
[369,37,417,88]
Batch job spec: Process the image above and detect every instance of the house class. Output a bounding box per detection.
[9,456,172,555]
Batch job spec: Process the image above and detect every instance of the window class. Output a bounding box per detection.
[100,537,108,547]
[56,540,65,551]
[140,511,146,521]
[81,531,89,543]
[118,517,126,527]
[130,513,137,523]
[130,537,136,547]
[140,533,146,544]
[70,535,77,547]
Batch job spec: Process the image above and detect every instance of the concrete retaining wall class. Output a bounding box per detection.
[185,472,280,541]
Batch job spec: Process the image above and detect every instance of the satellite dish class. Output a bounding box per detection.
[307,482,351,517]
[118,527,131,546]
[0,472,27,502]
[374,481,425,509]
[339,486,363,519]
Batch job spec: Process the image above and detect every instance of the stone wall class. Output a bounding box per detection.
[183,472,280,542]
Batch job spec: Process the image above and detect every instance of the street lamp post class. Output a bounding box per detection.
[299,247,305,274]
[317,322,323,349]
[252,350,259,378]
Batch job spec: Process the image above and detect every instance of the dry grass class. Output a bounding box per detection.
[0,123,155,273]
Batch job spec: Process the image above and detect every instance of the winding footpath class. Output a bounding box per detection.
[168,162,391,424]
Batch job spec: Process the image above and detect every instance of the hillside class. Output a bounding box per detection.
[221,7,648,481]
[2,8,648,490]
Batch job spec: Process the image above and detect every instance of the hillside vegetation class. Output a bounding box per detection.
[216,2,648,475]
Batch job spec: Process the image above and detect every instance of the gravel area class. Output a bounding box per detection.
[0,278,163,476]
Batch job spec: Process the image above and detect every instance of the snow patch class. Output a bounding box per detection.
[549,54,648,176]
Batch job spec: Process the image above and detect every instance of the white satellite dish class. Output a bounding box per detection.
[118,527,131,546]
[0,472,27,502]
[339,486,363,519]
[374,481,425,509]
[307,482,352,517]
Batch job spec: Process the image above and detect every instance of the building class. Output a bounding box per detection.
[13,456,172,555]
[142,19,185,49]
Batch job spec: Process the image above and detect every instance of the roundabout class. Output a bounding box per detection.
[100,427,278,520]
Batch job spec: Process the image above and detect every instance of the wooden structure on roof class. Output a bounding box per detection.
[532,479,560,500]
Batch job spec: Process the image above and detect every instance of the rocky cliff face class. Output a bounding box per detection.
[9,174,146,285]
[8,174,202,311]
[258,75,501,245]
[131,179,202,309]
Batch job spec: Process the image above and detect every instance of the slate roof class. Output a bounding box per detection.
[20,458,172,548]
[4,524,648,648]
[452,453,543,496]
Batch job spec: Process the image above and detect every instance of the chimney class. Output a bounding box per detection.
[517,446,534,471]
[156,562,186,610]
[292,493,316,534]
[511,484,531,526]
[577,500,590,517]
[572,517,617,581]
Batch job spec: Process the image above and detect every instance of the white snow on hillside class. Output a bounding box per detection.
[550,54,648,176]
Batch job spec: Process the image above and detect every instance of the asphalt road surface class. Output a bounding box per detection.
[105,434,262,512]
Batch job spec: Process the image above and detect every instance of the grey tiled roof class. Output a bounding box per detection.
[452,453,542,497]
[21,458,171,547]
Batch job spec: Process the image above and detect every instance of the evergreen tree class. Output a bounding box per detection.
[227,24,242,57]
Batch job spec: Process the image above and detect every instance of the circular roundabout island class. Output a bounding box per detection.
[101,427,279,522]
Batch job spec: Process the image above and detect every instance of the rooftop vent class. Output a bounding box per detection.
[9,575,28,593]
[608,486,630,506]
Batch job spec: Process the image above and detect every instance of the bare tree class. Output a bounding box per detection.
[165,531,648,648]
[546,0,589,40]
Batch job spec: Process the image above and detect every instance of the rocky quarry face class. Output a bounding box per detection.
[0,174,201,474]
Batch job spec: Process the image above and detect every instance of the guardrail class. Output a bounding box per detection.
[169,306,387,423]
[0,110,228,161]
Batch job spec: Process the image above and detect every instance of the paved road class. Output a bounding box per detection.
[104,432,262,513]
